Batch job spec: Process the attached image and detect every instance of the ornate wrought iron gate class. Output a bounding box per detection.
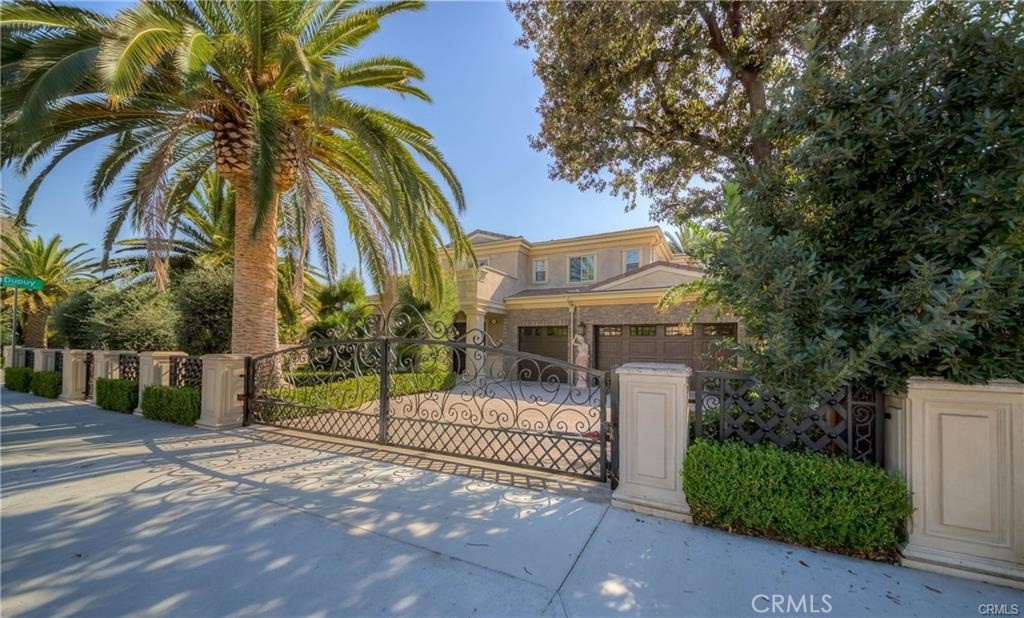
[245,306,615,482]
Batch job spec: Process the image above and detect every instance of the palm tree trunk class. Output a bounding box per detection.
[24,308,47,348]
[231,179,279,356]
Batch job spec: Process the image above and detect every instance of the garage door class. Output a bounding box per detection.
[518,326,569,381]
[594,323,737,371]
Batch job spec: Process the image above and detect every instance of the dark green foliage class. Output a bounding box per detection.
[141,385,201,425]
[173,266,232,355]
[684,440,912,555]
[95,377,138,413]
[30,370,62,398]
[4,367,34,392]
[87,282,181,352]
[675,4,1024,402]
[51,286,110,349]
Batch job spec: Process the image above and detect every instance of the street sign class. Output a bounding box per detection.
[1,275,44,291]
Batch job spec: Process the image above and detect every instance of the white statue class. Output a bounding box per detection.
[572,334,590,387]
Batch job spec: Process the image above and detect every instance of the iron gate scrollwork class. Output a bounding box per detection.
[84,352,93,399]
[246,305,614,481]
[119,353,139,382]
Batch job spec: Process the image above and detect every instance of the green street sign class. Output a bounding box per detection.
[1,275,44,291]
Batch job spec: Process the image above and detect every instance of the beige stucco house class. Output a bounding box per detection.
[451,226,738,374]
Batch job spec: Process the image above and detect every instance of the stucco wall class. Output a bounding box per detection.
[525,243,656,289]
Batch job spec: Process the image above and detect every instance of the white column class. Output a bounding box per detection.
[611,362,693,522]
[136,351,185,414]
[197,354,247,430]
[889,378,1023,590]
[4,345,16,368]
[462,307,487,383]
[61,350,89,400]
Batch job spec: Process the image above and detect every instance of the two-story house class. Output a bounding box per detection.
[451,226,738,374]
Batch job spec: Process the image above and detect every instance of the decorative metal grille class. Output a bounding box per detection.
[119,353,139,382]
[84,352,93,399]
[54,351,63,374]
[23,349,34,369]
[247,304,615,482]
[170,356,203,388]
[691,371,884,465]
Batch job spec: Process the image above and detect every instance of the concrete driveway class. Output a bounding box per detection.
[2,391,1019,617]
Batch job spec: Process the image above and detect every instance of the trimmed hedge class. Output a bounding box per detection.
[4,367,34,392]
[141,385,201,425]
[683,439,912,556]
[95,377,139,413]
[30,371,62,398]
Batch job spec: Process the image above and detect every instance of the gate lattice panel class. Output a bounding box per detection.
[246,305,613,481]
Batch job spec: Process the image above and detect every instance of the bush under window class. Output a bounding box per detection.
[141,385,201,425]
[683,440,912,557]
[95,377,138,413]
[30,370,62,398]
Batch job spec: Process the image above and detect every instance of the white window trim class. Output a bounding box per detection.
[533,258,547,283]
[623,248,642,273]
[567,254,597,283]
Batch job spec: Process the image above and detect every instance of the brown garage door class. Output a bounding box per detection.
[594,323,737,371]
[518,326,569,381]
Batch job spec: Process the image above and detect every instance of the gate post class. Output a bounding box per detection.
[611,362,693,522]
[60,349,89,401]
[378,338,391,444]
[196,354,247,430]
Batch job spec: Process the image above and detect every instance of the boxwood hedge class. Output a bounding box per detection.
[683,439,913,556]
[30,370,62,398]
[95,377,138,413]
[4,367,34,392]
[141,385,201,425]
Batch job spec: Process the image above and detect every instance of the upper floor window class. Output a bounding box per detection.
[533,259,547,283]
[569,255,596,282]
[624,249,641,273]
[478,257,490,268]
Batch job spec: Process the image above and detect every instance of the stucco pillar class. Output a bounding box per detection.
[462,308,487,383]
[4,345,16,368]
[89,350,133,401]
[36,349,56,372]
[136,351,185,414]
[60,350,89,400]
[887,378,1023,590]
[197,354,246,430]
[611,362,693,522]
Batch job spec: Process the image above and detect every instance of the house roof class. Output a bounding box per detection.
[466,229,522,243]
[504,261,703,299]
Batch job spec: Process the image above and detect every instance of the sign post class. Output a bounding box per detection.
[1,276,45,367]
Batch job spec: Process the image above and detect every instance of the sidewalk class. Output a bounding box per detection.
[2,391,1019,617]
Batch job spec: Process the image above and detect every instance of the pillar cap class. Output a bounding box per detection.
[615,362,692,378]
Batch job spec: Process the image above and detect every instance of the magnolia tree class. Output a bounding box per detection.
[669,3,1024,403]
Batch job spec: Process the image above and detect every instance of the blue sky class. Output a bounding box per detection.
[1,1,657,276]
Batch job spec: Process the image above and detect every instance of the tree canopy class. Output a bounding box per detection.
[510,0,905,222]
[670,2,1024,402]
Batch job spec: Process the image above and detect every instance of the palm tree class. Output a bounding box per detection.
[666,226,686,254]
[2,0,473,356]
[108,169,330,325]
[0,234,95,347]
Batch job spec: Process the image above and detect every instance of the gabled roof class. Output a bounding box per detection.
[466,229,523,243]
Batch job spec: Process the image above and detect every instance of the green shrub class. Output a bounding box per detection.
[30,370,62,398]
[4,367,34,392]
[261,370,455,422]
[173,266,232,355]
[88,282,180,351]
[141,385,201,425]
[95,377,139,413]
[683,440,913,556]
